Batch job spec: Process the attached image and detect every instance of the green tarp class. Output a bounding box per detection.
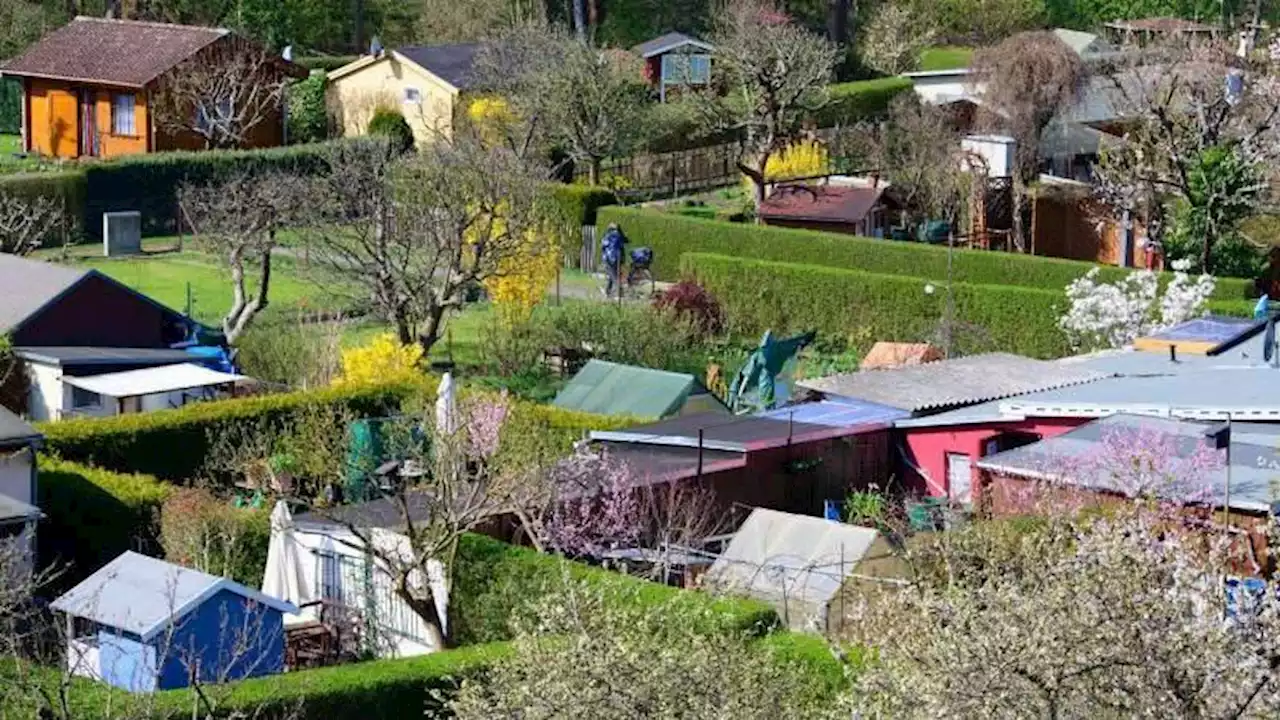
[553,359,726,419]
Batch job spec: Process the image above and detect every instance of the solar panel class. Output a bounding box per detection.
[1134,316,1260,355]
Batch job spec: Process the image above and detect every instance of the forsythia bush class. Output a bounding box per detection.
[485,232,561,325]
[336,333,425,386]
[744,139,829,194]
[468,96,518,149]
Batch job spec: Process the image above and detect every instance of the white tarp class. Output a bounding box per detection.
[62,363,245,398]
[705,508,879,609]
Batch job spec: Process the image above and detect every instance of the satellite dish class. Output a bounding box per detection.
[369,36,384,56]
[1264,316,1276,363]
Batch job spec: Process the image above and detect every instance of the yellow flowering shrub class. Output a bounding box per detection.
[743,139,830,192]
[335,333,424,386]
[485,231,561,326]
[468,96,518,149]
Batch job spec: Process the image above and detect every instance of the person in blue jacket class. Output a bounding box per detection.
[600,223,628,297]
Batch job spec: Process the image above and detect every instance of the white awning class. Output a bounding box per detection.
[62,363,245,398]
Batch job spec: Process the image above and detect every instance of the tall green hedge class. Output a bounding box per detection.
[816,76,915,127]
[451,532,779,646]
[39,382,417,481]
[601,206,1256,302]
[681,252,1073,358]
[0,77,19,135]
[551,184,618,227]
[82,141,339,238]
[37,458,173,586]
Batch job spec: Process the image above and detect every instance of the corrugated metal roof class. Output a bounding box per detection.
[553,360,724,419]
[1000,368,1280,421]
[799,353,1108,412]
[50,551,295,641]
[894,398,1024,429]
[705,508,880,608]
[591,411,879,452]
[977,414,1277,513]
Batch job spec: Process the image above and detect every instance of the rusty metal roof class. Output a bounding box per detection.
[0,17,228,88]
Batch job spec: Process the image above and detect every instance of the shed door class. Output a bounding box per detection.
[946,452,972,503]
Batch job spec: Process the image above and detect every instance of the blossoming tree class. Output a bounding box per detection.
[1059,258,1216,351]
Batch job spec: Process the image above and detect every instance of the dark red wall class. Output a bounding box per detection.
[13,274,182,347]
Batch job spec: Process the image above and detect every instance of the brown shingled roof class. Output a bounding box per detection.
[0,17,229,88]
[758,184,886,224]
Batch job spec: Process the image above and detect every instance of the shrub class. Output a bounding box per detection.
[287,71,330,145]
[37,457,173,586]
[335,333,425,387]
[599,206,1256,302]
[451,533,778,646]
[38,382,417,481]
[0,77,19,135]
[82,141,337,238]
[0,170,87,246]
[160,487,270,587]
[528,302,711,377]
[367,108,414,154]
[653,279,726,334]
[293,55,361,72]
[815,76,915,127]
[551,184,618,227]
[681,252,1073,358]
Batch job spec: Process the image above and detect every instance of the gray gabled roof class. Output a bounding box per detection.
[633,32,714,58]
[51,551,296,641]
[0,407,40,447]
[14,346,195,367]
[0,255,88,334]
[0,494,41,524]
[799,353,1108,413]
[396,43,480,89]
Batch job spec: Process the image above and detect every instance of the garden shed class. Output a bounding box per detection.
[553,359,728,419]
[633,31,714,102]
[704,508,903,630]
[51,551,295,692]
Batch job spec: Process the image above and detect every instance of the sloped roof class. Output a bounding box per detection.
[633,32,714,58]
[553,359,722,419]
[0,17,228,88]
[705,508,881,608]
[0,406,40,447]
[1052,28,1115,57]
[14,346,195,367]
[759,185,886,225]
[1105,17,1216,33]
[396,43,481,90]
[51,551,296,641]
[62,363,245,398]
[0,255,87,333]
[800,353,1108,412]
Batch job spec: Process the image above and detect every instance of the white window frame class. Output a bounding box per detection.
[110,93,135,136]
[403,87,422,105]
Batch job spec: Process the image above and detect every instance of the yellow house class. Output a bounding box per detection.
[327,43,479,147]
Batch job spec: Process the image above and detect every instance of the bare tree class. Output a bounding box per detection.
[1093,40,1280,274]
[703,0,841,211]
[300,133,554,352]
[969,31,1086,251]
[863,94,973,230]
[153,40,292,150]
[477,24,649,184]
[179,172,304,344]
[0,192,67,256]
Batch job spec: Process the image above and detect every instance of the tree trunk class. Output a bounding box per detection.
[588,157,602,186]
[223,244,272,345]
[827,0,850,46]
[394,579,449,649]
[418,302,448,355]
[1011,174,1027,253]
[572,0,587,43]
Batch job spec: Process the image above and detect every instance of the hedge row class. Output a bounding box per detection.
[37,458,173,587]
[0,170,87,245]
[681,252,1072,358]
[600,206,1256,302]
[293,55,360,72]
[451,532,778,646]
[815,76,915,127]
[551,184,618,227]
[39,382,416,481]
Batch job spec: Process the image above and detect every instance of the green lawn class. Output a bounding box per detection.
[0,133,73,173]
[918,46,974,71]
[0,134,17,156]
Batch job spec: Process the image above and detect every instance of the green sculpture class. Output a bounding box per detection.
[728,329,817,412]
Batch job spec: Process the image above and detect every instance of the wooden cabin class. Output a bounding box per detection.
[0,17,304,159]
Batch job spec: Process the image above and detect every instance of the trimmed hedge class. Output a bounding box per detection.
[37,458,173,586]
[816,76,915,127]
[39,382,417,481]
[451,532,779,646]
[82,141,339,238]
[0,170,87,245]
[601,206,1256,302]
[294,55,360,72]
[681,252,1072,358]
[551,184,618,227]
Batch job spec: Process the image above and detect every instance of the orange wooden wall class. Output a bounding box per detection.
[25,79,149,159]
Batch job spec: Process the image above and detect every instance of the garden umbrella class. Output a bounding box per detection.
[262,500,307,622]
[435,372,457,436]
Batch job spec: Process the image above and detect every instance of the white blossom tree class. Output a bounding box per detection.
[858,4,936,77]
[1059,258,1216,352]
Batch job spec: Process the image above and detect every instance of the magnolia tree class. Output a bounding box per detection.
[1059,258,1216,351]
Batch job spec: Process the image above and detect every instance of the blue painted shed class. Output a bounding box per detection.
[50,551,297,693]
